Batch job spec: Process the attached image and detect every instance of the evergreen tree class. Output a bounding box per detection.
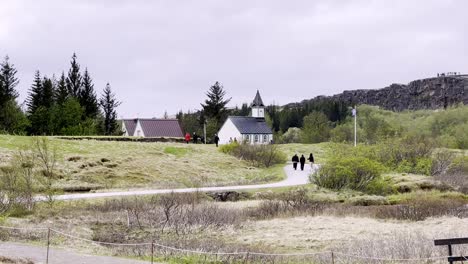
[0,55,19,103]
[66,53,82,97]
[41,76,55,109]
[99,83,121,135]
[27,71,43,114]
[0,56,19,109]
[79,68,99,119]
[200,81,231,131]
[55,72,69,105]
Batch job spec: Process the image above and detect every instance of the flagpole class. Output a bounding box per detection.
[354,106,357,147]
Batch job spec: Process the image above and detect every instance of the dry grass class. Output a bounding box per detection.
[0,256,34,264]
[0,135,286,191]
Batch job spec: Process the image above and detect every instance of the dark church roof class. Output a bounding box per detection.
[123,119,137,136]
[229,116,272,134]
[123,119,184,138]
[252,90,264,107]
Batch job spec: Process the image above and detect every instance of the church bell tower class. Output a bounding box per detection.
[251,90,265,118]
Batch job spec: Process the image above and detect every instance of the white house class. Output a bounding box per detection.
[218,90,273,145]
[121,118,184,138]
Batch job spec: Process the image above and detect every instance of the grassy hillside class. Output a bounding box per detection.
[0,135,286,191]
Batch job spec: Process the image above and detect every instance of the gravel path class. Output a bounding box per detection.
[0,242,151,264]
[53,164,317,201]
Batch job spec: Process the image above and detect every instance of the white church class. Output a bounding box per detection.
[218,90,273,145]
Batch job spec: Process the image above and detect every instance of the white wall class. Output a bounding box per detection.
[134,121,145,137]
[122,122,129,136]
[242,133,273,144]
[251,107,265,118]
[218,118,242,144]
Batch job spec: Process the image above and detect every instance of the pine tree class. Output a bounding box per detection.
[200,81,231,126]
[27,71,43,114]
[55,72,69,105]
[41,76,55,109]
[79,68,99,119]
[99,83,121,135]
[0,55,19,106]
[66,53,82,97]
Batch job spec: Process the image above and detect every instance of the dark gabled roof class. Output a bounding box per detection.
[123,119,137,136]
[138,119,184,138]
[252,90,264,107]
[229,116,272,134]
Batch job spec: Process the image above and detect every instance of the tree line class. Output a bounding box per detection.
[0,54,121,135]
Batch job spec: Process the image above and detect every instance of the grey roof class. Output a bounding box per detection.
[123,119,137,136]
[138,119,184,138]
[252,90,264,107]
[122,119,184,138]
[229,116,272,134]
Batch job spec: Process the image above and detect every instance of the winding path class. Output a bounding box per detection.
[53,164,317,201]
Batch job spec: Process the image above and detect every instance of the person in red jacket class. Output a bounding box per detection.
[185,132,191,144]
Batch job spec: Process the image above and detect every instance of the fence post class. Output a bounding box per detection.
[46,228,51,264]
[244,252,250,264]
[151,241,154,264]
[331,251,335,264]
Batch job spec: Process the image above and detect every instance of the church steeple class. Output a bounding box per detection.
[251,90,265,118]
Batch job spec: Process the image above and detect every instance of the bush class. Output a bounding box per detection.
[312,157,384,192]
[280,127,302,143]
[434,156,468,193]
[219,141,239,154]
[347,195,388,206]
[220,142,287,168]
[375,193,466,221]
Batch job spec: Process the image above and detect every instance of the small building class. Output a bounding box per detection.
[121,118,184,138]
[218,90,273,145]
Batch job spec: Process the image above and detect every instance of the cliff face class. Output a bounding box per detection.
[301,76,468,111]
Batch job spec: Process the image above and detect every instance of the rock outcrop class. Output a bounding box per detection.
[299,75,468,111]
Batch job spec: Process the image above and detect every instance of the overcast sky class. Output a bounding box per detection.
[1,0,467,118]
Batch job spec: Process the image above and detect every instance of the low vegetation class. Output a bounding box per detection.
[0,135,285,192]
[219,142,287,168]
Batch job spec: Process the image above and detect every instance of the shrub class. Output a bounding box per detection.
[434,156,468,193]
[280,127,302,143]
[312,157,384,192]
[219,141,239,154]
[220,142,286,168]
[347,195,388,206]
[375,193,466,221]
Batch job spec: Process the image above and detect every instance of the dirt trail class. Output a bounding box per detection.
[0,242,152,264]
[52,164,316,201]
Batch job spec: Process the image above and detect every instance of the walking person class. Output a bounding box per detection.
[308,153,315,170]
[214,134,220,147]
[300,154,306,171]
[192,132,197,144]
[185,132,191,144]
[292,154,299,170]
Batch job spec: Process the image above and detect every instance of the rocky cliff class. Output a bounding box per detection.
[297,75,468,111]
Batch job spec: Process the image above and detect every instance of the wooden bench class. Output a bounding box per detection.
[434,238,468,263]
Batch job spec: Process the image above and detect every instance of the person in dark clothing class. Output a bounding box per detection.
[300,155,306,171]
[292,154,299,170]
[308,153,314,164]
[192,132,197,144]
[214,134,220,147]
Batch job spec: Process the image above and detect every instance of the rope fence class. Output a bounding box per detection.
[0,225,460,263]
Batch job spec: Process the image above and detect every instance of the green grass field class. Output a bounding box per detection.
[0,135,291,192]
